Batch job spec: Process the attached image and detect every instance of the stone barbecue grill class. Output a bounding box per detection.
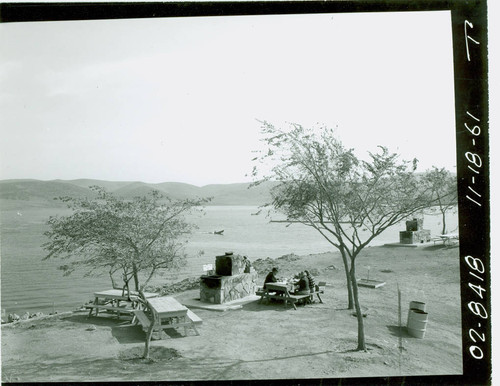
[399,218,431,244]
[199,252,258,304]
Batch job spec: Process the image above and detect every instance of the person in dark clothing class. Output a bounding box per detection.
[263,267,279,289]
[294,272,310,295]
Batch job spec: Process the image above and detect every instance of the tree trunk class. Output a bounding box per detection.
[132,262,139,292]
[143,323,155,359]
[124,280,131,300]
[340,248,354,309]
[350,260,366,351]
[441,209,447,235]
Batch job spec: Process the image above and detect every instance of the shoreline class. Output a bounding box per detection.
[1,249,343,323]
[1,242,452,322]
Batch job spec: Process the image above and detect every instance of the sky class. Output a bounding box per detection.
[0,10,456,186]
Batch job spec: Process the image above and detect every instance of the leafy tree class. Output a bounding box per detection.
[43,186,208,295]
[251,121,438,350]
[422,167,458,235]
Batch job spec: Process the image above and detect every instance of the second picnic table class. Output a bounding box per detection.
[135,296,202,340]
[259,281,324,310]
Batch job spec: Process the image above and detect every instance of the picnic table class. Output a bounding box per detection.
[86,289,158,318]
[134,296,202,340]
[257,281,324,310]
[433,233,459,246]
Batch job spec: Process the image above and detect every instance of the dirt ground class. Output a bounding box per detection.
[1,244,462,382]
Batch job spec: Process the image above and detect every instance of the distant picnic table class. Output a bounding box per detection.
[257,281,324,310]
[432,233,459,246]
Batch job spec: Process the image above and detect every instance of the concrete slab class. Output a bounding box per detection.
[383,242,433,248]
[173,289,260,312]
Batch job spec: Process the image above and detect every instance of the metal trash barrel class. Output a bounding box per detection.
[407,308,428,338]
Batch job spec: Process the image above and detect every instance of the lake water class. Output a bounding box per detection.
[0,204,458,315]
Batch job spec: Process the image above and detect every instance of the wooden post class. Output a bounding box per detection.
[398,285,403,351]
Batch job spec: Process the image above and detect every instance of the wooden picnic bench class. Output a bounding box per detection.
[85,304,134,318]
[257,282,324,310]
[134,296,202,340]
[86,289,159,319]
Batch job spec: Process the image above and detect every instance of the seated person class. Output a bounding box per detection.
[294,272,310,295]
[263,267,286,299]
[304,270,319,292]
[263,267,279,289]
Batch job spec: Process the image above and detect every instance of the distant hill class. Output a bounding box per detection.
[154,182,204,200]
[111,181,164,199]
[0,180,96,202]
[0,179,276,206]
[61,179,132,191]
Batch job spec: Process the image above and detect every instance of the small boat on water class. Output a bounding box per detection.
[213,230,224,235]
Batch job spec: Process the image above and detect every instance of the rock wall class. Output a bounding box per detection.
[200,272,258,304]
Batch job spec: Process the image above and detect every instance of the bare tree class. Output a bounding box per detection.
[251,121,438,350]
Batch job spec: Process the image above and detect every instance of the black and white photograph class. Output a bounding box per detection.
[0,2,490,384]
